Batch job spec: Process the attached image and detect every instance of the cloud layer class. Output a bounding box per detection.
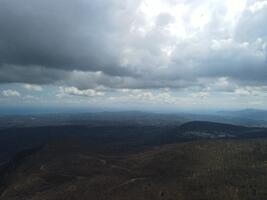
[2,89,20,97]
[0,0,266,108]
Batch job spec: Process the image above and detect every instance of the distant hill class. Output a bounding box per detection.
[1,121,267,165]
[218,109,267,120]
[179,121,247,132]
[1,111,267,130]
[178,121,267,139]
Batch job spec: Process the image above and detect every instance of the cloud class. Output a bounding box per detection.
[0,0,139,76]
[24,84,43,91]
[190,91,210,99]
[0,65,69,84]
[2,89,21,97]
[59,87,105,97]
[249,1,267,13]
[0,0,266,94]
[111,88,182,105]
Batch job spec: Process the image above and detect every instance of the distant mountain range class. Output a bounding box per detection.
[179,121,267,139]
[218,109,267,120]
[1,109,267,129]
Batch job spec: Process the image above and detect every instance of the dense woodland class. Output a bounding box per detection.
[0,119,267,199]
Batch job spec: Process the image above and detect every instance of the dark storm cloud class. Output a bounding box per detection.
[0,65,69,84]
[0,0,139,77]
[0,0,267,90]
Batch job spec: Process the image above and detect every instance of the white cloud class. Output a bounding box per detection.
[24,84,43,91]
[115,89,182,105]
[2,89,21,97]
[249,1,267,13]
[190,91,210,99]
[59,87,105,97]
[234,88,251,96]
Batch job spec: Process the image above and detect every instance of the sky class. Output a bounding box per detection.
[0,0,267,112]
